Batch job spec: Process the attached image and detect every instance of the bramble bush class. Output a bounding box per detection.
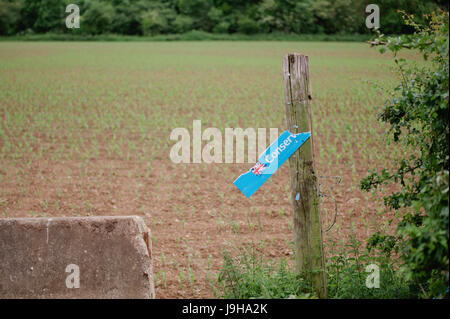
[361,10,449,298]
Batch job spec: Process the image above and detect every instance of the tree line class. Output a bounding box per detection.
[0,0,447,36]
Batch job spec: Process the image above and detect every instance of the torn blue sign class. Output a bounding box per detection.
[233,131,311,198]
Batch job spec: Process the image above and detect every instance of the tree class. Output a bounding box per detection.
[0,0,22,35]
[82,0,116,35]
[33,0,65,32]
[237,14,259,34]
[177,0,212,30]
[375,0,439,34]
[172,14,194,33]
[140,9,167,35]
[109,0,143,35]
[0,0,448,36]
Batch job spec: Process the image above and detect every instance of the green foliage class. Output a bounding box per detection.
[216,237,417,299]
[236,15,259,35]
[361,10,449,298]
[109,1,144,35]
[140,9,166,35]
[82,1,116,35]
[0,0,446,36]
[177,0,212,30]
[216,248,314,299]
[0,0,22,35]
[327,235,417,298]
[33,0,64,32]
[172,15,193,33]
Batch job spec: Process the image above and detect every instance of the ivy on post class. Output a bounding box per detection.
[282,53,327,298]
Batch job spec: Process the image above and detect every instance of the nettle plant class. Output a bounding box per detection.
[361,10,449,298]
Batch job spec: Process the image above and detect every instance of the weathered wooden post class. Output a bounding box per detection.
[282,53,327,298]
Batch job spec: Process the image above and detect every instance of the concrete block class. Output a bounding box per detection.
[0,216,154,299]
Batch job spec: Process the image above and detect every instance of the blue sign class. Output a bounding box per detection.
[233,131,311,198]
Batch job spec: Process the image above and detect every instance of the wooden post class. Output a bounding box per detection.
[282,53,327,298]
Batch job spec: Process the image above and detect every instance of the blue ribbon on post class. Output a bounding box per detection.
[233,130,311,198]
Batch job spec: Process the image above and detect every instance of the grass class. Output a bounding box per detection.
[216,236,418,299]
[1,31,373,42]
[0,41,420,298]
